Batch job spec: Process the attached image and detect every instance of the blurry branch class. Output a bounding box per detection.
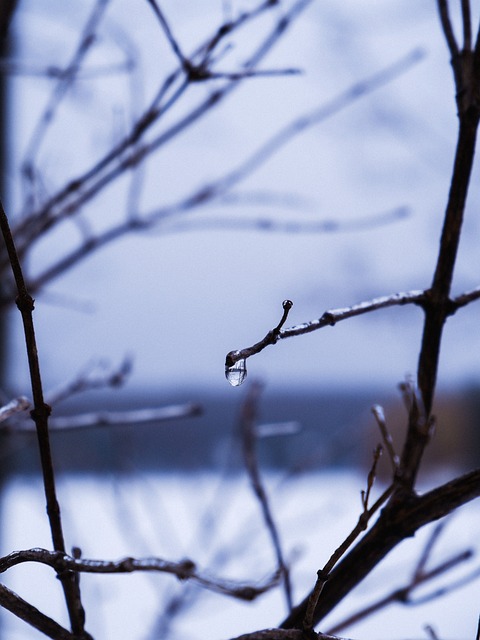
[2,403,202,433]
[45,357,133,406]
[145,0,189,71]
[196,48,424,201]
[160,205,410,235]
[57,403,201,430]
[0,396,29,422]
[0,201,88,636]
[3,40,423,299]
[9,0,312,269]
[0,59,133,78]
[21,0,111,173]
[0,548,281,601]
[239,381,292,611]
[371,405,400,473]
[327,521,477,634]
[0,583,75,640]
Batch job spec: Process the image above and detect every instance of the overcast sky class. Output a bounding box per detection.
[7,0,480,398]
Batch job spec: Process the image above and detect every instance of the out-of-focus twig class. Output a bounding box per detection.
[0,396,30,422]
[239,381,293,611]
[5,402,202,432]
[371,405,400,473]
[45,357,133,406]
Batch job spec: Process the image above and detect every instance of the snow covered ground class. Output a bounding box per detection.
[0,470,478,639]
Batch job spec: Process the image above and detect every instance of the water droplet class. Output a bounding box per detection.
[225,358,247,387]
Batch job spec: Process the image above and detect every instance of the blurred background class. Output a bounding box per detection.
[0,1,479,638]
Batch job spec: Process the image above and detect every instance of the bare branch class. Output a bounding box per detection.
[282,468,480,630]
[10,0,312,268]
[239,381,292,610]
[45,357,133,406]
[437,0,460,57]
[461,0,472,50]
[0,548,280,602]
[226,290,425,369]
[302,477,393,632]
[0,396,30,422]
[21,0,110,167]
[451,284,480,309]
[371,404,400,473]
[15,403,202,432]
[228,630,350,640]
[327,531,475,634]
[0,583,76,640]
[160,205,410,235]
[145,0,189,70]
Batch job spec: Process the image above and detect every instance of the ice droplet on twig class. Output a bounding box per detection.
[225,358,247,387]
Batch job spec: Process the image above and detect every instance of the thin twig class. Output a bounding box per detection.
[0,396,30,422]
[0,548,281,602]
[239,381,293,611]
[302,475,393,632]
[0,583,75,640]
[437,0,460,57]
[44,357,133,406]
[145,0,189,70]
[461,0,472,50]
[371,405,400,473]
[6,402,202,432]
[226,290,425,368]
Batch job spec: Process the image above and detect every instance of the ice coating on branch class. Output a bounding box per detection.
[225,358,247,387]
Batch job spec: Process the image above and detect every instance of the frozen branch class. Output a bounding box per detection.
[450,284,480,309]
[371,405,400,473]
[45,357,133,406]
[0,396,30,422]
[0,548,280,602]
[14,403,202,432]
[225,291,426,370]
